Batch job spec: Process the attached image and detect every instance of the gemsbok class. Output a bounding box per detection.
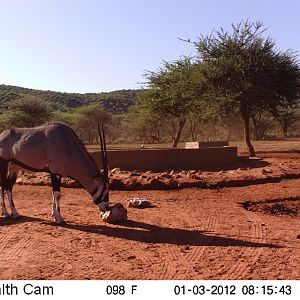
[0,122,109,224]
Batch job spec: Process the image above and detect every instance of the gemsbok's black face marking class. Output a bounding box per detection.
[92,180,109,205]
[0,122,110,224]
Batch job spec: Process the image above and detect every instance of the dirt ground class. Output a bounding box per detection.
[0,154,299,280]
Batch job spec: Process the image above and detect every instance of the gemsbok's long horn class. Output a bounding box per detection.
[101,123,108,181]
[98,122,108,181]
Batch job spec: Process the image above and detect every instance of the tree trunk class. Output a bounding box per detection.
[187,116,198,142]
[156,128,160,143]
[168,120,176,143]
[172,118,186,148]
[227,125,232,141]
[282,122,288,137]
[243,113,256,157]
[252,118,260,140]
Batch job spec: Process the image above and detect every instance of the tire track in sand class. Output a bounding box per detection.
[124,201,189,280]
[220,211,266,280]
[130,226,179,280]
[8,236,38,259]
[185,215,219,263]
[159,208,194,279]
[157,206,192,279]
[0,232,38,264]
[162,208,220,279]
[0,231,16,253]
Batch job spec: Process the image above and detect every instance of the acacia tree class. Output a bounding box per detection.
[55,103,112,144]
[126,99,164,143]
[142,57,204,147]
[185,99,224,141]
[271,106,299,137]
[3,96,53,128]
[195,21,300,156]
[73,104,112,144]
[250,109,274,140]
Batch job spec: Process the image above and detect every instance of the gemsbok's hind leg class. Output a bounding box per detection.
[50,173,64,225]
[0,186,9,218]
[0,159,10,218]
[6,169,20,219]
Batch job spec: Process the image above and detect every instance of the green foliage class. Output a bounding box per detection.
[197,21,300,109]
[66,104,112,144]
[272,104,300,137]
[52,111,75,126]
[126,95,165,143]
[1,96,53,128]
[250,109,275,140]
[144,57,202,117]
[195,20,300,155]
[0,85,139,143]
[102,90,138,114]
[54,103,113,144]
[0,84,138,114]
[140,57,206,146]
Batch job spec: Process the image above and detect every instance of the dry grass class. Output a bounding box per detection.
[230,139,300,153]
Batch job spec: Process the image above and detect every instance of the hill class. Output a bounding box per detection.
[0,84,139,113]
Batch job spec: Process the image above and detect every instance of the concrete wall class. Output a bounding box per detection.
[185,141,229,148]
[89,146,237,171]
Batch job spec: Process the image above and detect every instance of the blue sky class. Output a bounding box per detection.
[0,0,299,93]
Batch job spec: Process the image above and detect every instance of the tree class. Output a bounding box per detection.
[126,101,164,143]
[185,99,221,141]
[142,57,204,147]
[250,109,274,140]
[271,106,299,137]
[195,20,300,156]
[72,103,112,144]
[2,96,53,128]
[53,111,75,126]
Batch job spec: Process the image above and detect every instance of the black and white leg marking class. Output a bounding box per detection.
[0,186,9,218]
[0,159,9,218]
[50,173,64,225]
[6,170,20,218]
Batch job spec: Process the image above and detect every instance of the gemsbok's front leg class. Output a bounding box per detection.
[50,173,64,225]
[0,159,10,218]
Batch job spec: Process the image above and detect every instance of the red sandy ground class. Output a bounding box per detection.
[0,153,299,280]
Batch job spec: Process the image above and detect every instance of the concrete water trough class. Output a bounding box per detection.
[185,141,229,148]
[89,146,237,171]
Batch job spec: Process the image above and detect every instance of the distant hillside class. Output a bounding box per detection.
[0,84,139,113]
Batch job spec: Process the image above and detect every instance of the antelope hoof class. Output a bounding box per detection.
[55,217,65,225]
[11,212,21,219]
[2,212,11,219]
